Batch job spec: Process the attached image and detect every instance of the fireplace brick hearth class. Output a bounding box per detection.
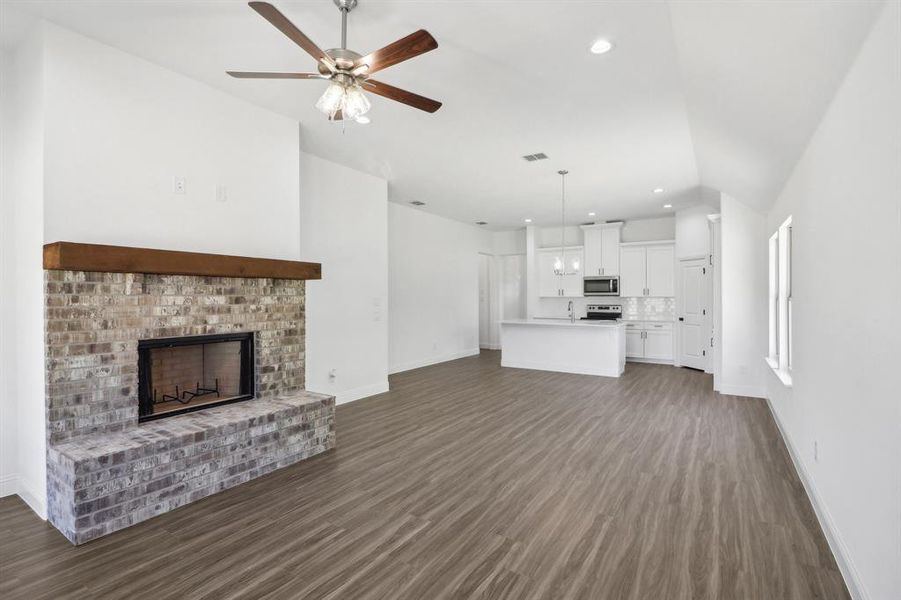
[43,264,334,544]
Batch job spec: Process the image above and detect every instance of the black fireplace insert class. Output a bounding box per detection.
[138,332,255,422]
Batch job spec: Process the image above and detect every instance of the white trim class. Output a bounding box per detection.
[764,396,868,600]
[334,381,390,405]
[480,343,502,350]
[1,474,47,520]
[626,357,674,365]
[0,473,18,498]
[619,239,675,247]
[764,356,793,387]
[716,383,766,399]
[389,348,481,375]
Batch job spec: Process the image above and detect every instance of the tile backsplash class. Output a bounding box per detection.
[536,296,675,321]
[621,297,675,320]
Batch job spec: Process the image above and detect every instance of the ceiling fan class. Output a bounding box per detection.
[227,0,442,123]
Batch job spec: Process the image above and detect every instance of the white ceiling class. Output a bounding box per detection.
[1,0,884,229]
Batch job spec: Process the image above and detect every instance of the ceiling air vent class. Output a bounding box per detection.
[475,221,488,226]
[410,200,426,206]
[522,152,549,162]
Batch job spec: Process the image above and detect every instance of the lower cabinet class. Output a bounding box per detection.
[624,322,674,361]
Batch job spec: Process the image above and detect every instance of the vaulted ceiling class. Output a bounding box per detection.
[1,0,884,228]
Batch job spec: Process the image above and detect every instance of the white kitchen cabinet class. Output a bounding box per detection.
[625,329,644,358]
[619,246,647,297]
[619,242,675,297]
[646,245,675,297]
[644,326,674,360]
[537,248,584,297]
[581,223,622,277]
[624,322,674,361]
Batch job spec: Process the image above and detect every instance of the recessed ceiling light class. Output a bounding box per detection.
[663,204,673,209]
[653,188,664,194]
[524,218,532,223]
[590,39,614,55]
[355,116,370,124]
[588,212,596,217]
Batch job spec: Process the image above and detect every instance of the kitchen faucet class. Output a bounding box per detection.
[568,300,575,323]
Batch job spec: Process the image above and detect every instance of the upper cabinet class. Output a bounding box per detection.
[619,242,675,297]
[581,223,622,277]
[537,247,584,297]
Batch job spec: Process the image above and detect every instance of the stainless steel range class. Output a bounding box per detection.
[581,304,622,321]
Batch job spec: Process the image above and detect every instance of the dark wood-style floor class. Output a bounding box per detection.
[1,352,848,599]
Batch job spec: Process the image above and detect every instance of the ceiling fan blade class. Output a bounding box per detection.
[355,30,438,75]
[227,71,325,79]
[248,2,335,71]
[363,79,442,113]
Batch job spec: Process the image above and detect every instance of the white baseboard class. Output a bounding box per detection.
[389,348,481,375]
[764,396,867,600]
[335,381,389,405]
[480,343,501,350]
[0,473,18,498]
[716,383,765,399]
[0,473,47,520]
[626,357,674,365]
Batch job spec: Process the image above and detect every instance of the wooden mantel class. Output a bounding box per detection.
[43,242,321,280]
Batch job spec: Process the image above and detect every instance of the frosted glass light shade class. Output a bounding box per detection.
[315,82,371,121]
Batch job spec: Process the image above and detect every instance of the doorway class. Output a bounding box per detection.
[677,257,710,370]
[478,253,494,349]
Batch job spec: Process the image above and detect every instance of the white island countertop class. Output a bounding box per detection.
[500,318,626,377]
[501,318,626,328]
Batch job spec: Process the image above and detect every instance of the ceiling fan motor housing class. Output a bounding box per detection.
[318,48,364,75]
[333,0,358,11]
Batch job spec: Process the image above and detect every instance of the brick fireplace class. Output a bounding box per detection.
[43,243,334,544]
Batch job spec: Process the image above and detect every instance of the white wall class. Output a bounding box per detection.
[620,216,675,242]
[0,26,47,517]
[764,3,901,598]
[300,152,388,403]
[41,25,301,259]
[388,203,491,373]
[675,204,717,259]
[718,194,766,398]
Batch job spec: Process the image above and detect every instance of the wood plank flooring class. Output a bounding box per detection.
[0,352,848,599]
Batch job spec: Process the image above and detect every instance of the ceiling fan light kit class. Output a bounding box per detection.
[228,0,441,122]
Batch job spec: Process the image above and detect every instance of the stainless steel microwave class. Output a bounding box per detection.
[583,276,619,296]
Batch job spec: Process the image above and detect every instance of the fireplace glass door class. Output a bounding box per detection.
[138,333,254,421]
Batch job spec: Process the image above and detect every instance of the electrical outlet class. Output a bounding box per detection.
[328,368,337,380]
[215,185,228,203]
[814,440,819,462]
[173,176,186,194]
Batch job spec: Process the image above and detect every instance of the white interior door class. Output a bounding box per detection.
[678,258,708,370]
[500,254,525,321]
[479,254,491,348]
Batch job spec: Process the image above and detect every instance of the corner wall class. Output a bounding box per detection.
[388,203,492,373]
[0,25,47,517]
[300,152,389,403]
[763,3,901,598]
[718,194,766,397]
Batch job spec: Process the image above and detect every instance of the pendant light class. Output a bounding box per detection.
[553,170,580,276]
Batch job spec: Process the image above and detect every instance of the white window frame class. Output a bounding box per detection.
[767,216,793,386]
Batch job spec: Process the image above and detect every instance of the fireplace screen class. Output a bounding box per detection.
[138,333,254,421]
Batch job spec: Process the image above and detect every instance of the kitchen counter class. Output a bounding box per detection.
[500,319,626,377]
[502,318,625,328]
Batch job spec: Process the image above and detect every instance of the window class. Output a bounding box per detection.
[767,216,793,386]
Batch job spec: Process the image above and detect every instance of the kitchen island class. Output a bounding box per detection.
[500,319,627,377]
